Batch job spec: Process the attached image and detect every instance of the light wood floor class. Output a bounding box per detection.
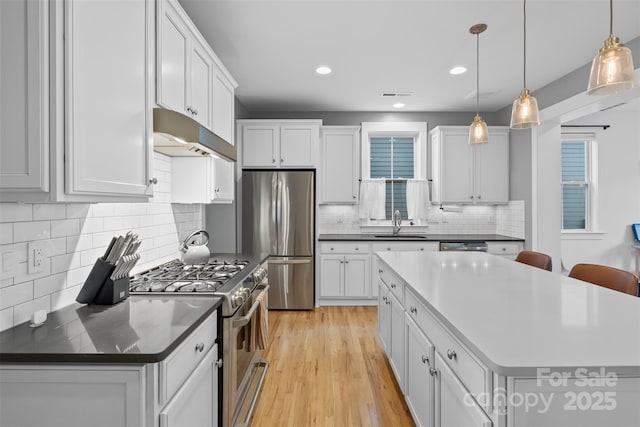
[250,306,415,427]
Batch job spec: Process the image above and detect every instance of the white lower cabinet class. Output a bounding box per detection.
[378,280,391,353]
[435,352,492,427]
[160,344,218,427]
[406,315,435,427]
[319,242,372,302]
[486,241,523,260]
[0,312,220,427]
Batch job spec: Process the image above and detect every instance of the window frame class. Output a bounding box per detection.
[560,132,598,233]
[361,122,428,222]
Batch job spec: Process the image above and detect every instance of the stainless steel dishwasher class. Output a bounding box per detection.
[439,241,488,252]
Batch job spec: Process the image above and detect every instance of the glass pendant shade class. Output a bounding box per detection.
[469,115,489,144]
[510,88,540,129]
[587,35,636,96]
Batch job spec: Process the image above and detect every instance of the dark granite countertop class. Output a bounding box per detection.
[0,296,222,364]
[318,233,524,242]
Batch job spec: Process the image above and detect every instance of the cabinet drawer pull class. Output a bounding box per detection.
[387,247,391,251]
[421,355,429,364]
[345,260,349,264]
[447,349,457,360]
[410,306,417,314]
[420,248,424,251]
[355,247,359,251]
[195,342,205,353]
[390,283,396,289]
[378,269,384,274]
[429,367,437,376]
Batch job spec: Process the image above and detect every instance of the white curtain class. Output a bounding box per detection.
[406,179,431,220]
[358,179,386,219]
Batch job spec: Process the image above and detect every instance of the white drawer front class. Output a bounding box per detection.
[405,289,488,402]
[486,241,522,255]
[161,312,217,403]
[377,263,403,303]
[372,242,439,252]
[320,242,370,254]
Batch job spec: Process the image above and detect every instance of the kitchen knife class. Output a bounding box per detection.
[102,237,117,261]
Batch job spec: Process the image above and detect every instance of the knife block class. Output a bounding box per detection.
[76,258,129,305]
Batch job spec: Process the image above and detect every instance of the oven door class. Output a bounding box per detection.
[225,282,270,427]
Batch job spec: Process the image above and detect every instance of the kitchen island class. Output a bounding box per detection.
[377,251,640,427]
[0,296,222,427]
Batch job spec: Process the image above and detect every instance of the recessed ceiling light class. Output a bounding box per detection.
[392,103,405,109]
[315,66,332,75]
[449,66,467,75]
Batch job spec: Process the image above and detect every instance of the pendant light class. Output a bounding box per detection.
[469,23,489,145]
[510,0,540,129]
[587,0,636,96]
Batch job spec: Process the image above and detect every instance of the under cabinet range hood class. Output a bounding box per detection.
[152,108,237,161]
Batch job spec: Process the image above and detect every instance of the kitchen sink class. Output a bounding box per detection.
[373,234,428,239]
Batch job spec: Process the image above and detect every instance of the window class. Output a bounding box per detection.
[360,122,427,221]
[370,137,414,219]
[561,134,597,231]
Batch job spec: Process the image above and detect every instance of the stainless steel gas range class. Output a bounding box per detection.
[129,255,269,427]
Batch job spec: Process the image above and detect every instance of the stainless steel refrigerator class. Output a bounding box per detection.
[242,170,314,309]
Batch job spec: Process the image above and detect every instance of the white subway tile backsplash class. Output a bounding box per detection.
[51,285,82,311]
[33,204,66,221]
[66,265,93,288]
[13,221,51,242]
[81,217,104,233]
[0,223,12,244]
[0,307,13,331]
[34,273,67,298]
[0,153,205,332]
[66,203,91,219]
[51,218,80,238]
[14,295,51,326]
[0,203,32,223]
[0,282,34,310]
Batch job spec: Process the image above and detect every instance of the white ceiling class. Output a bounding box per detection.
[178,0,640,113]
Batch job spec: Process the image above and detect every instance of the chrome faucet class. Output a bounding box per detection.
[392,210,402,235]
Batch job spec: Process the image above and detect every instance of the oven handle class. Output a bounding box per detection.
[268,259,311,265]
[232,284,270,329]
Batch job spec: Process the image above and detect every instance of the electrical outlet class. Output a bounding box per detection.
[28,242,47,274]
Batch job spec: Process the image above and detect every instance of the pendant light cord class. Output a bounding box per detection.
[523,0,527,89]
[476,32,480,114]
[609,0,613,36]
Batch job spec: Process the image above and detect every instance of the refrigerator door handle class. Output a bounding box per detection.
[268,259,311,265]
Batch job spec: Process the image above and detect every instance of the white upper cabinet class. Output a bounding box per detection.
[157,0,214,128]
[319,126,360,204]
[238,120,321,168]
[171,157,234,204]
[430,126,509,204]
[0,0,48,194]
[0,0,154,202]
[157,0,237,142]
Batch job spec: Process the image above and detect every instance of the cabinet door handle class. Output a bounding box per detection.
[195,342,205,352]
[272,158,276,163]
[469,195,474,199]
[477,195,481,199]
[193,108,198,116]
[410,306,417,314]
[280,158,284,163]
[186,106,193,114]
[429,367,438,376]
[378,269,384,274]
[447,349,457,360]
[353,195,357,199]
[421,355,429,364]
[215,188,220,193]
[149,177,158,185]
[355,247,359,251]
[387,300,391,305]
[390,283,396,289]
[420,248,424,251]
[345,260,349,264]
[215,359,223,368]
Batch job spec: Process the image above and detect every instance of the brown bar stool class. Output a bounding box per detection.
[568,263,638,296]
[515,251,552,271]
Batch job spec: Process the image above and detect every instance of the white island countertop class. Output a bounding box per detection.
[377,251,640,376]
